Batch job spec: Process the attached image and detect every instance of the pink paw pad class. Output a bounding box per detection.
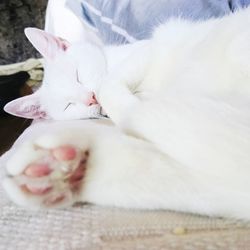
[52,145,77,161]
[24,163,52,177]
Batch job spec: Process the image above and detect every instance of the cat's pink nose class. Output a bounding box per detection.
[86,93,98,106]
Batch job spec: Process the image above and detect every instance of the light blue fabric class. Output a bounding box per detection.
[66,0,250,44]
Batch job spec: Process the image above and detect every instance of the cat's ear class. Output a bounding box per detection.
[24,27,70,59]
[4,94,47,120]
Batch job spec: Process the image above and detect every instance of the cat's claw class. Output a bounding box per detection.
[3,143,89,209]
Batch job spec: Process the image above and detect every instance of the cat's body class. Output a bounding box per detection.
[5,7,250,119]
[3,8,250,220]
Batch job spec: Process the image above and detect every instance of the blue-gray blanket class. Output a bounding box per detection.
[66,0,250,44]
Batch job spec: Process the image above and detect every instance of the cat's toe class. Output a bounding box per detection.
[52,145,78,161]
[24,163,52,177]
[5,142,49,176]
[21,184,53,195]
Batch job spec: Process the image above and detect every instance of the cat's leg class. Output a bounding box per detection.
[3,120,250,220]
[3,119,182,211]
[108,92,250,199]
[97,40,152,124]
[2,119,174,210]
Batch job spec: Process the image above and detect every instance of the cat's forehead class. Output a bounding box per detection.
[70,43,107,72]
[47,42,106,73]
[42,41,107,94]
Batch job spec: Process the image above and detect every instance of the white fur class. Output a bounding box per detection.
[3,8,250,220]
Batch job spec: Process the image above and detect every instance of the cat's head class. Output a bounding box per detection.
[4,28,107,120]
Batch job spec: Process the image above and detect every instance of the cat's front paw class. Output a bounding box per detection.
[3,137,89,209]
[97,76,139,126]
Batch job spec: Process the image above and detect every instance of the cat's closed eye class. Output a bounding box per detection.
[76,70,82,85]
[64,102,75,111]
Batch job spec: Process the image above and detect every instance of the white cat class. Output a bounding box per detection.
[3,27,144,120]
[3,8,250,220]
